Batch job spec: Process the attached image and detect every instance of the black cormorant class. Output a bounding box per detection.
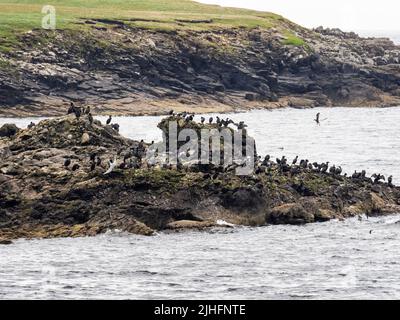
[314,112,320,125]
[106,115,112,125]
[64,158,71,167]
[27,122,36,129]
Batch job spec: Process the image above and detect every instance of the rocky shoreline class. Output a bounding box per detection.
[0,113,399,243]
[1,23,400,117]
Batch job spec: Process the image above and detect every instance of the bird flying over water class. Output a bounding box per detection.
[314,112,320,125]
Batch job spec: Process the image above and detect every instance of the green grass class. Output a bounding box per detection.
[282,31,306,46]
[0,0,305,52]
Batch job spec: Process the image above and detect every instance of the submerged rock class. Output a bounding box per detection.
[0,239,13,245]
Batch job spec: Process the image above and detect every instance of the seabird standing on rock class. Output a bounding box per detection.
[209,117,213,124]
[64,158,71,168]
[106,116,112,125]
[388,175,393,187]
[85,106,91,115]
[292,156,298,165]
[104,156,117,175]
[73,106,81,120]
[111,123,120,132]
[168,110,174,115]
[27,122,36,129]
[88,113,94,125]
[67,102,75,115]
[71,163,80,171]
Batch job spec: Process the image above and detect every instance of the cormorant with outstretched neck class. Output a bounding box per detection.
[292,156,298,165]
[106,115,112,125]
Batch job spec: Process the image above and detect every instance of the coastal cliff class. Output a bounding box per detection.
[1,2,400,116]
[0,115,399,241]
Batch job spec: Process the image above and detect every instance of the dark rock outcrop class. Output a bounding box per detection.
[0,24,400,117]
[0,124,19,138]
[0,114,399,241]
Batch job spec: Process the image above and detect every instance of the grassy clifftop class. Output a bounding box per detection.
[0,0,295,39]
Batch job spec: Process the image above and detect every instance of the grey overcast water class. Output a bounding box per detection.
[1,106,400,299]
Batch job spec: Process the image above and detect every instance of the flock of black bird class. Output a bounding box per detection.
[27,105,392,186]
[169,110,248,130]
[253,153,394,187]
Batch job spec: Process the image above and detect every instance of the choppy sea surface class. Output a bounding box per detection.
[0,107,400,299]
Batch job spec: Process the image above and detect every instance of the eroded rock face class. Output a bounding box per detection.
[1,24,400,117]
[0,115,399,241]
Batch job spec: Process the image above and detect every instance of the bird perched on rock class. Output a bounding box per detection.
[67,102,75,115]
[200,117,205,124]
[104,156,117,175]
[388,175,393,187]
[237,121,248,130]
[27,122,36,129]
[168,110,174,115]
[106,115,112,125]
[372,173,385,184]
[262,155,270,165]
[88,113,94,125]
[209,117,213,124]
[73,106,82,120]
[292,156,298,165]
[111,123,120,132]
[71,163,80,171]
[64,158,71,168]
[84,106,91,115]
